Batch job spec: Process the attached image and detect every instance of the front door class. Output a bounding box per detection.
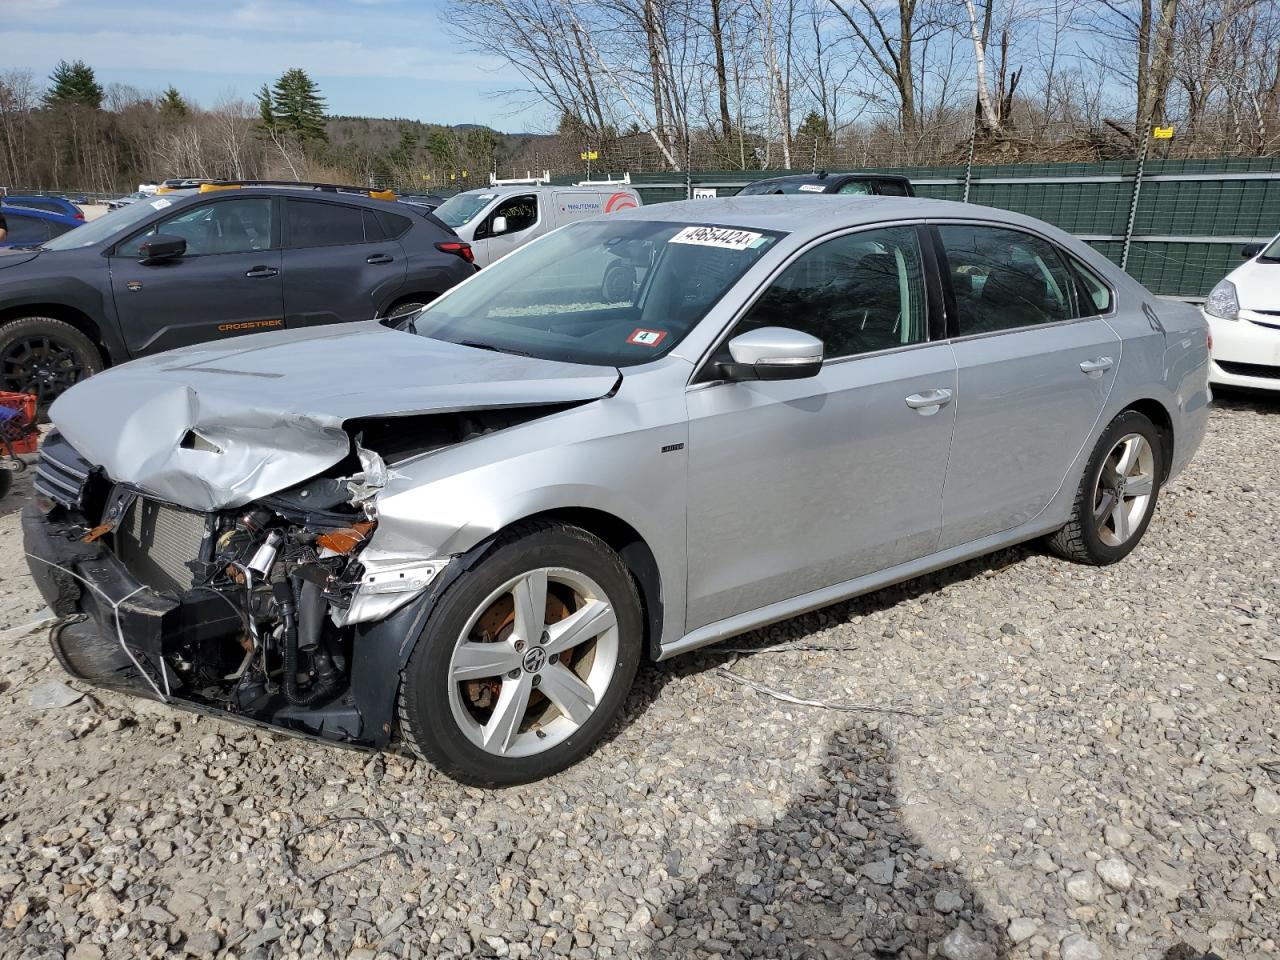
[471,194,539,267]
[933,223,1122,548]
[109,196,282,356]
[281,198,407,327]
[684,225,957,631]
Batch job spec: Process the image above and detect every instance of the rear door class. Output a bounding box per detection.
[108,195,283,355]
[281,198,407,327]
[933,222,1121,548]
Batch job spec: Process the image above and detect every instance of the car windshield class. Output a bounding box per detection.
[1260,234,1280,261]
[41,197,170,251]
[412,219,783,367]
[434,192,497,228]
[739,180,830,195]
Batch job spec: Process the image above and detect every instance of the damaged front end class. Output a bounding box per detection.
[22,430,450,748]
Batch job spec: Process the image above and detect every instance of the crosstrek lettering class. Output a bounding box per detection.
[218,319,284,333]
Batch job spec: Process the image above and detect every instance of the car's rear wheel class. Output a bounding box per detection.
[398,521,642,786]
[0,316,104,413]
[1047,409,1163,565]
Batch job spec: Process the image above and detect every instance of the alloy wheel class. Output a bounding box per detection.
[447,567,619,758]
[1,334,88,406]
[1093,433,1156,547]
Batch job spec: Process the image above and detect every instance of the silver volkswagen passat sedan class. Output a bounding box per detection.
[24,197,1210,785]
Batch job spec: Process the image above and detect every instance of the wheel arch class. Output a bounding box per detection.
[0,302,111,368]
[1119,397,1174,482]
[379,291,439,318]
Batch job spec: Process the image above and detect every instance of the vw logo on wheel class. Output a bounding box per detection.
[522,646,547,673]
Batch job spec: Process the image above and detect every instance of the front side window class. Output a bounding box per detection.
[939,225,1073,335]
[119,198,273,257]
[483,194,537,238]
[413,220,782,367]
[287,199,366,248]
[728,226,929,359]
[836,180,872,196]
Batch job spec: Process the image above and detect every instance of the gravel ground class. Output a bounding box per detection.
[1,395,1277,960]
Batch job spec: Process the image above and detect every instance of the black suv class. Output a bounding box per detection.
[737,171,915,197]
[0,181,477,407]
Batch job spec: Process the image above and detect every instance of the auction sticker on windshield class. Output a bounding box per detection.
[626,328,667,347]
[670,225,763,250]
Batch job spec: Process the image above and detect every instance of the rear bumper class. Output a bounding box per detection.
[1206,309,1280,391]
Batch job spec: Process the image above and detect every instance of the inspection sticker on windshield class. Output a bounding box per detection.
[626,328,667,347]
[670,225,762,250]
[150,198,172,210]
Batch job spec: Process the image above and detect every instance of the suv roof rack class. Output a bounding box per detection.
[164,180,398,200]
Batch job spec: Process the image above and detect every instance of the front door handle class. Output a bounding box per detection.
[245,266,278,279]
[366,253,394,265]
[904,388,953,414]
[1079,356,1114,377]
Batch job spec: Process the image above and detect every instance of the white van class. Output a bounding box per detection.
[432,177,642,267]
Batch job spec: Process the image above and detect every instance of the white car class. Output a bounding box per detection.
[1203,233,1280,389]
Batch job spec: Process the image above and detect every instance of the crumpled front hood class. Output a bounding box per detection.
[49,322,620,511]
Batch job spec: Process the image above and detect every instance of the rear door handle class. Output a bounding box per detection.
[904,388,953,414]
[366,253,394,265]
[1079,356,1114,377]
[245,266,278,278]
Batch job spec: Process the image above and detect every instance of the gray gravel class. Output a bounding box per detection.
[1,394,1278,960]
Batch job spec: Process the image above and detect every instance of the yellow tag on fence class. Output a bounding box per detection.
[1153,126,1175,139]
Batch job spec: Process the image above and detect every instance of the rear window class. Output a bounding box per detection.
[287,199,367,248]
[3,214,50,245]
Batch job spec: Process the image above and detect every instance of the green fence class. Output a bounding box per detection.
[557,158,1280,299]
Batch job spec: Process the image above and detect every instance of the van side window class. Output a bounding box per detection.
[489,195,537,235]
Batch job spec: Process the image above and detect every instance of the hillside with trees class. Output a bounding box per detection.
[0,62,545,194]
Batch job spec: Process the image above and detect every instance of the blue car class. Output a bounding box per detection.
[0,206,82,248]
[2,196,84,220]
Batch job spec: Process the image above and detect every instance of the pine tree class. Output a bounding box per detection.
[269,68,328,143]
[389,124,419,167]
[256,83,276,132]
[158,86,188,118]
[44,60,103,110]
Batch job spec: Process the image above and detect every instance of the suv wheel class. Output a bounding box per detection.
[0,316,104,412]
[398,521,642,786]
[1047,409,1163,565]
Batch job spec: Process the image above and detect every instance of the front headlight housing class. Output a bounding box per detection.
[1204,279,1239,321]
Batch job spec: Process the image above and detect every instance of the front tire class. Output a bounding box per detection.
[0,316,104,413]
[1047,410,1163,565]
[398,522,642,786]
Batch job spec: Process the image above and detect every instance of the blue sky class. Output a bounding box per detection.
[2,0,538,130]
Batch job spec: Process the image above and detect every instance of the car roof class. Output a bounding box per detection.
[607,195,1067,243]
[152,185,415,213]
[453,183,637,199]
[749,172,911,186]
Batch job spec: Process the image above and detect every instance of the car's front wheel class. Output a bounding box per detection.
[0,316,104,413]
[398,522,642,786]
[1047,409,1164,565]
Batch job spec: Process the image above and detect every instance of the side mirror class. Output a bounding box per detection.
[1240,242,1264,259]
[138,234,186,263]
[490,215,508,236]
[721,326,823,381]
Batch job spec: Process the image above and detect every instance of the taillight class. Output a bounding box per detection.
[436,241,474,264]
[75,212,84,220]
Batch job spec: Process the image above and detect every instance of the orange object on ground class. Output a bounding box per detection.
[0,391,39,456]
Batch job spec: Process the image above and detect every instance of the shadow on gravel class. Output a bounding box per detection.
[1210,387,1280,413]
[647,722,1010,959]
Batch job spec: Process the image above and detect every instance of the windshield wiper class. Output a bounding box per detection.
[458,339,533,357]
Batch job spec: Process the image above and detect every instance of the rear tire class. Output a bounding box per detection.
[1047,410,1163,565]
[398,521,642,787]
[0,316,104,414]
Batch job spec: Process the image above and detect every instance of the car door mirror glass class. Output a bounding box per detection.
[490,215,508,236]
[138,234,187,262]
[1240,242,1263,259]
[723,326,823,381]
